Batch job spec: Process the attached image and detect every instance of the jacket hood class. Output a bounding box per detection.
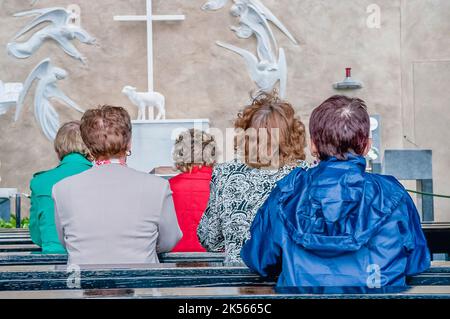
[277,154,406,256]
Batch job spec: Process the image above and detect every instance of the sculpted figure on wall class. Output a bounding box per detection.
[122,86,166,121]
[202,0,297,98]
[15,59,84,141]
[7,7,96,64]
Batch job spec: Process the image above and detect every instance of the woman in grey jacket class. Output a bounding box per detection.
[53,105,182,265]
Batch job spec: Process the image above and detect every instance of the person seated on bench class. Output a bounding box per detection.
[30,121,93,255]
[53,106,182,265]
[198,92,309,263]
[170,129,217,253]
[241,95,431,287]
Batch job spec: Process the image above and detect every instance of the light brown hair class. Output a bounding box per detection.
[173,129,217,173]
[80,105,132,159]
[234,92,307,169]
[54,121,90,161]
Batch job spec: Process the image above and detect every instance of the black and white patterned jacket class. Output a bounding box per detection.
[197,159,310,263]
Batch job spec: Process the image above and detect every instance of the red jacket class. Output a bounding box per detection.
[169,166,212,252]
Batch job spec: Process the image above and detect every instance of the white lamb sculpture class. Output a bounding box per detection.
[122,86,166,121]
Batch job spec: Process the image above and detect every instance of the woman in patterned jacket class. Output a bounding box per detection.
[197,92,309,263]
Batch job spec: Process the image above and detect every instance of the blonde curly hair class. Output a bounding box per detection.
[173,129,217,173]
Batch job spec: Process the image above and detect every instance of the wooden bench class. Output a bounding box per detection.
[0,252,226,265]
[1,223,447,255]
[0,238,34,245]
[0,262,448,292]
[0,285,449,299]
[0,245,41,253]
[422,223,450,256]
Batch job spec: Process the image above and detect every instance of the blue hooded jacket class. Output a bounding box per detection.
[241,154,431,287]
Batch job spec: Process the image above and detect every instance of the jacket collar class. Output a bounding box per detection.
[60,153,93,167]
[278,154,366,194]
[319,153,367,173]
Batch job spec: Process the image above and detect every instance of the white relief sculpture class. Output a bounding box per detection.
[201,0,229,11]
[217,42,287,98]
[0,81,23,117]
[203,0,297,98]
[122,86,166,121]
[7,7,96,64]
[15,59,84,141]
[230,0,297,63]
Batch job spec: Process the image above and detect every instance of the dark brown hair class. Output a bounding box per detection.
[310,95,370,161]
[234,92,307,169]
[80,105,132,159]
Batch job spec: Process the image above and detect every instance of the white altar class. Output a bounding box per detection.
[128,119,210,173]
[116,2,210,173]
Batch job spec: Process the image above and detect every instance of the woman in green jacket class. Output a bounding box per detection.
[30,121,93,254]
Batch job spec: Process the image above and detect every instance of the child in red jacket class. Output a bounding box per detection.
[169,129,217,252]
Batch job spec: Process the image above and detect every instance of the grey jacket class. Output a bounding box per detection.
[53,164,182,265]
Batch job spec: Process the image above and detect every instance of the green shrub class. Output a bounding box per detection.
[0,216,30,229]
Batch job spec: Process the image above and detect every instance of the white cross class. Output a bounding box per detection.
[114,0,185,93]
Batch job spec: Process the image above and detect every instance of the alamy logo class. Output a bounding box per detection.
[67,264,81,289]
[366,264,382,288]
[367,4,381,29]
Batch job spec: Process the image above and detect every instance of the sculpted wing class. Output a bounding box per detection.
[47,84,84,114]
[216,41,261,84]
[278,48,287,98]
[250,0,297,45]
[15,58,50,121]
[216,41,259,68]
[13,8,69,40]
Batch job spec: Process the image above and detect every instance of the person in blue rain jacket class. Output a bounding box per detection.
[241,95,431,287]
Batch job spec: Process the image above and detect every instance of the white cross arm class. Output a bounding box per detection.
[114,15,185,22]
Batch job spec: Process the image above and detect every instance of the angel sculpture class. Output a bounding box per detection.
[15,59,85,141]
[203,0,297,98]
[7,7,96,64]
[216,41,287,98]
[230,0,297,63]
[202,0,298,48]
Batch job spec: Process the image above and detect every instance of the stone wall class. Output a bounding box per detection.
[0,0,448,220]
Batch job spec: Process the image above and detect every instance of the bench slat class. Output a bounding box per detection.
[0,239,34,245]
[0,253,226,265]
[0,286,449,299]
[0,264,448,291]
[0,245,41,253]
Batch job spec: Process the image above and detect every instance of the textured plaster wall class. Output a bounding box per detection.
[0,0,448,220]
[400,0,450,222]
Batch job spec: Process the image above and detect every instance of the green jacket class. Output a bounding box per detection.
[30,153,92,254]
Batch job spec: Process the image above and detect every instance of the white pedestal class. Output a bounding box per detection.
[128,119,210,173]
